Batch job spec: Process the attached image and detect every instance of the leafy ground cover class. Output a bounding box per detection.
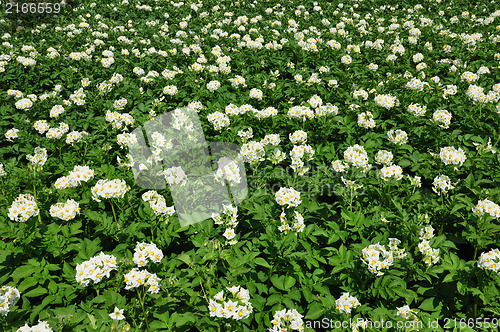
[1,0,500,331]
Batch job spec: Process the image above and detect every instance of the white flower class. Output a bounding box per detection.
[15,98,33,110]
[49,199,80,221]
[432,175,454,195]
[223,228,236,240]
[5,128,19,141]
[91,179,130,202]
[275,187,301,208]
[344,144,370,169]
[269,308,304,331]
[380,165,403,181]
[335,293,360,314]
[396,305,418,321]
[289,131,307,144]
[0,285,20,317]
[109,307,125,321]
[75,252,118,286]
[133,242,164,266]
[473,199,500,219]
[207,111,230,131]
[240,141,265,163]
[478,248,500,273]
[8,194,39,222]
[439,146,466,168]
[361,243,394,276]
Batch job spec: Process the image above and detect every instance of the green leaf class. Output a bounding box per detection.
[284,276,296,291]
[18,277,39,292]
[254,257,272,269]
[11,264,35,281]
[176,253,192,266]
[271,275,285,291]
[23,286,47,298]
[305,302,323,320]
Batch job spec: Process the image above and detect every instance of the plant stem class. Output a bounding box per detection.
[32,168,42,225]
[137,287,150,332]
[110,200,120,230]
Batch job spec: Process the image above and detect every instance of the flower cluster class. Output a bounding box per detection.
[16,321,53,332]
[8,194,39,222]
[240,141,265,163]
[106,110,135,129]
[472,199,500,219]
[287,105,315,120]
[396,305,419,321]
[50,105,65,118]
[207,80,221,92]
[374,94,399,109]
[315,103,339,117]
[439,146,466,168]
[255,107,278,119]
[133,242,164,267]
[407,103,426,117]
[113,98,128,110]
[290,144,314,176]
[478,248,500,274]
[389,238,407,260]
[335,292,361,314]
[380,165,403,181]
[207,111,230,131]
[308,95,323,108]
[212,204,239,245]
[49,199,80,221]
[237,127,253,142]
[214,158,242,185]
[208,286,253,320]
[408,175,422,187]
[123,268,161,294]
[45,123,70,140]
[275,187,302,209]
[91,179,130,202]
[418,225,435,241]
[432,175,455,195]
[26,147,48,168]
[344,144,370,169]
[116,132,138,148]
[331,160,349,173]
[229,75,246,88]
[163,85,178,96]
[260,134,281,147]
[162,166,188,186]
[418,240,440,266]
[14,98,33,110]
[54,165,94,189]
[361,243,394,276]
[0,285,20,316]
[75,252,118,286]
[278,210,305,233]
[341,177,364,191]
[142,191,175,217]
[289,130,307,144]
[249,88,263,100]
[5,128,19,141]
[432,109,452,128]
[268,148,287,165]
[387,129,408,145]
[66,130,89,145]
[375,150,393,166]
[269,308,304,332]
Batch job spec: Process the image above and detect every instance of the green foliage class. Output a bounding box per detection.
[1,0,500,331]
